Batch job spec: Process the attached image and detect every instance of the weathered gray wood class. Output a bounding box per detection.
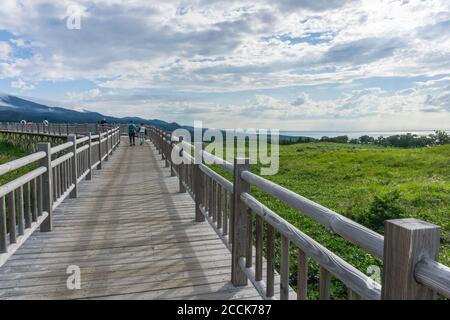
[87,133,92,180]
[37,176,43,217]
[255,215,263,281]
[280,235,289,300]
[245,208,253,268]
[297,249,308,300]
[31,179,37,222]
[0,167,47,198]
[0,137,261,300]
[382,218,440,300]
[37,143,53,232]
[240,191,381,300]
[231,158,250,286]
[0,197,6,253]
[7,192,16,243]
[97,133,102,170]
[240,170,384,259]
[415,258,450,299]
[347,287,360,300]
[0,152,46,176]
[17,187,25,235]
[266,224,275,297]
[217,185,222,229]
[223,191,229,236]
[68,135,78,198]
[320,266,331,300]
[178,136,186,193]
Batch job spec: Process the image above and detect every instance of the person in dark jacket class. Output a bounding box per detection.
[128,121,137,146]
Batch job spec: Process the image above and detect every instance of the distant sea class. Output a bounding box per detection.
[280,130,450,139]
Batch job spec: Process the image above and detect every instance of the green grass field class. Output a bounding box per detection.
[0,142,35,186]
[211,141,449,298]
[1,139,449,298]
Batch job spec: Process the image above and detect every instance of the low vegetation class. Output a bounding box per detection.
[212,140,449,299]
[281,130,450,148]
[0,142,34,186]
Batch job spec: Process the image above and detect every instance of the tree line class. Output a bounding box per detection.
[280,130,450,148]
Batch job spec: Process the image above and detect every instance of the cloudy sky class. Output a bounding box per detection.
[1,0,450,130]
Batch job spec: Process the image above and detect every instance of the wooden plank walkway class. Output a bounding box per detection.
[0,138,262,300]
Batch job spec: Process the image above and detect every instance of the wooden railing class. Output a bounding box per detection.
[0,122,117,137]
[0,125,121,266]
[148,126,450,300]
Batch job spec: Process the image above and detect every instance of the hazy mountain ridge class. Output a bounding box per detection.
[0,93,181,131]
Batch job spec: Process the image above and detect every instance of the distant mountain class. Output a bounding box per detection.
[0,93,181,131]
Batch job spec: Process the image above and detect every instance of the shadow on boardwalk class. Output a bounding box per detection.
[0,138,261,300]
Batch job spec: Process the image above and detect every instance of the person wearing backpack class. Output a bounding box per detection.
[128,121,137,146]
[139,123,146,145]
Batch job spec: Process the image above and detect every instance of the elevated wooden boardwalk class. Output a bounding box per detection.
[0,138,261,299]
[1,123,449,300]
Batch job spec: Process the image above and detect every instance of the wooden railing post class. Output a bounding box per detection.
[105,131,109,162]
[87,133,92,180]
[178,136,186,193]
[231,157,250,286]
[68,135,78,198]
[170,138,176,177]
[164,133,170,168]
[97,133,103,170]
[382,218,440,300]
[38,142,53,232]
[160,130,164,159]
[193,141,204,222]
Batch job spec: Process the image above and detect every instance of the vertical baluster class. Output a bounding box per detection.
[37,176,43,216]
[347,287,360,300]
[217,186,222,230]
[17,187,25,235]
[231,157,250,286]
[38,142,53,232]
[59,164,62,197]
[7,192,16,244]
[245,208,253,268]
[209,178,213,218]
[52,167,56,202]
[31,178,38,222]
[266,224,275,297]
[62,161,66,193]
[66,160,70,189]
[223,191,228,236]
[87,133,92,180]
[0,197,6,252]
[255,214,263,281]
[69,135,78,198]
[297,249,308,300]
[178,137,186,193]
[212,181,217,222]
[55,166,59,200]
[319,266,331,300]
[280,235,290,300]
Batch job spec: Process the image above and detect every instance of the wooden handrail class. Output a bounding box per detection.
[147,125,450,300]
[0,125,121,265]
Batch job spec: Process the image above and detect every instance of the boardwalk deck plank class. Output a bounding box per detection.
[0,138,261,300]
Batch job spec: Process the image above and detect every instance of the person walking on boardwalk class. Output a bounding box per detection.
[139,123,146,145]
[128,121,137,146]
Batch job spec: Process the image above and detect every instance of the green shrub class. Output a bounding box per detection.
[359,190,406,233]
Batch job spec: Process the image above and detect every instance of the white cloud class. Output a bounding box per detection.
[0,0,449,129]
[10,79,35,91]
[0,0,449,91]
[0,42,12,61]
